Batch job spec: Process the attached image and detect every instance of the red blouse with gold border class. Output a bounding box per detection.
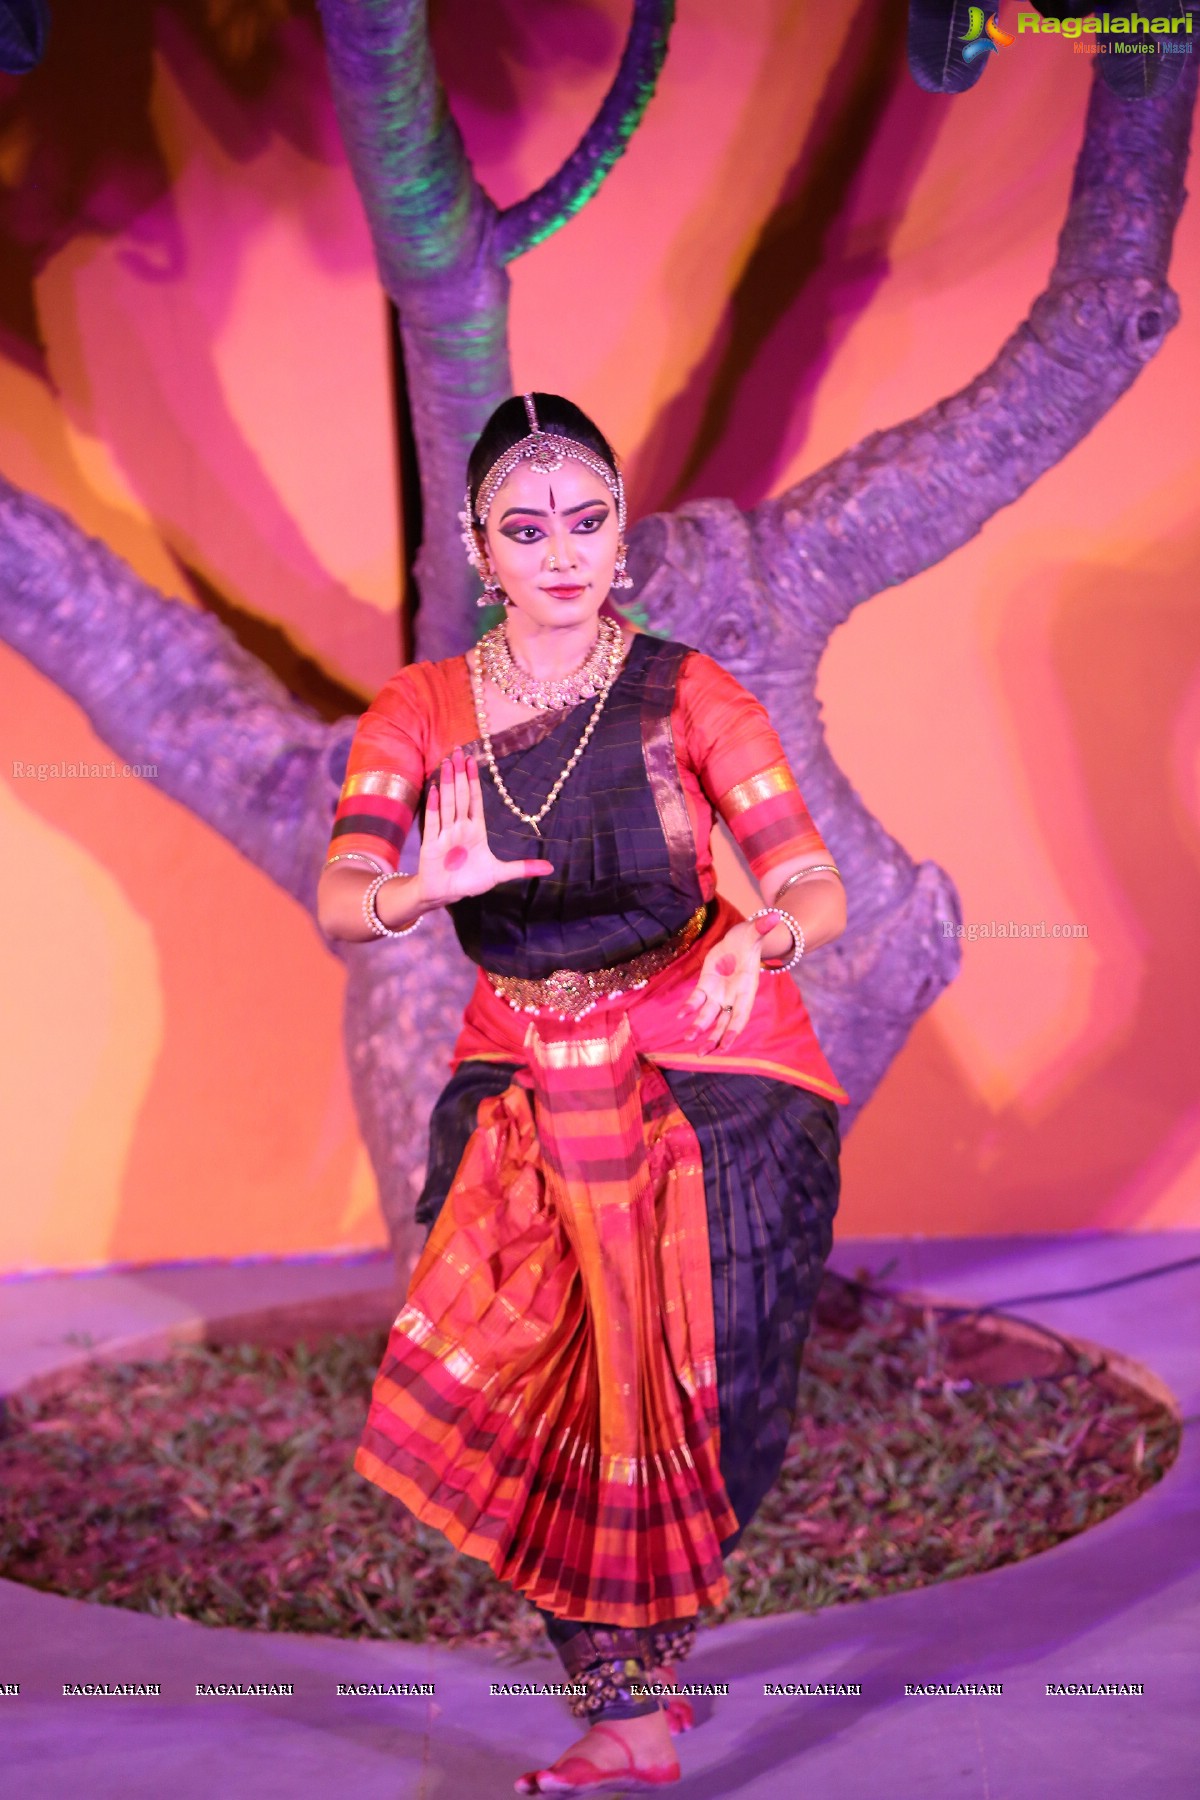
[326,630,848,1107]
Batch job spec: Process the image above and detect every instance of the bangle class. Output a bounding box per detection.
[324,850,390,876]
[363,871,422,939]
[772,864,841,908]
[747,906,805,973]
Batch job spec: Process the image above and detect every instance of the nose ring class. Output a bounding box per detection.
[547,555,558,571]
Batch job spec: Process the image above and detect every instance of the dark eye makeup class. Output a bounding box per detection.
[502,508,609,544]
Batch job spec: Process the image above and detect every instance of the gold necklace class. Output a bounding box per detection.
[481,616,623,711]
[469,633,628,836]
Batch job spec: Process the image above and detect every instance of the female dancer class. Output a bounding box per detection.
[317,393,848,1793]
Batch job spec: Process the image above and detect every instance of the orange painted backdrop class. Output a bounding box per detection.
[1,1,1197,1273]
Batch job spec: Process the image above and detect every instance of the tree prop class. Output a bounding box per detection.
[0,4,1193,1271]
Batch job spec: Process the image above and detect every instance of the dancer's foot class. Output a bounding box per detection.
[514,1713,680,1793]
[647,1662,694,1735]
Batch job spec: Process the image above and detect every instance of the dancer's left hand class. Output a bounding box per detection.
[677,919,769,1053]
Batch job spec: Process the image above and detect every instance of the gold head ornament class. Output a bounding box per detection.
[459,393,633,594]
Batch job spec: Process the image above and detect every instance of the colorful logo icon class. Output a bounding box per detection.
[959,7,1017,62]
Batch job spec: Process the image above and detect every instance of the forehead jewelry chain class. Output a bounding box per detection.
[469,393,627,537]
[469,623,627,835]
[458,392,633,598]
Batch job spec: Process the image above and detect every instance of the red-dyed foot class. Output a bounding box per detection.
[649,1663,695,1735]
[514,1722,680,1793]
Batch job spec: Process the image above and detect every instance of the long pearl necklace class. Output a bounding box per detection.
[470,622,628,836]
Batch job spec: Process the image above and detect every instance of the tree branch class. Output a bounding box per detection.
[751,56,1197,648]
[316,0,490,294]
[317,0,516,662]
[626,497,961,1128]
[495,0,676,263]
[316,1,676,658]
[0,471,475,1276]
[0,476,339,908]
[627,57,1198,1122]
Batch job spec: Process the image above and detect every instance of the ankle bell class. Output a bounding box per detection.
[556,1624,661,1723]
[645,1618,698,1668]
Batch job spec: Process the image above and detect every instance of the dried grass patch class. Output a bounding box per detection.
[0,1276,1178,1654]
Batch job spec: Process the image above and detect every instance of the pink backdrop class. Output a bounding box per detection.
[1,2,1197,1272]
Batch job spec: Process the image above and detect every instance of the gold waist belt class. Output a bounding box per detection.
[486,904,709,1021]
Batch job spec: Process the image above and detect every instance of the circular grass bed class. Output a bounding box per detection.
[0,1275,1179,1656]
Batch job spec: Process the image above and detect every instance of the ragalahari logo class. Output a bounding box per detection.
[960,7,1017,61]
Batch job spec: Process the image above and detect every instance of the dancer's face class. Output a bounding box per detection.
[482,457,618,629]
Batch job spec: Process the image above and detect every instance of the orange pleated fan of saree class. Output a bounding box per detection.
[355,998,740,1627]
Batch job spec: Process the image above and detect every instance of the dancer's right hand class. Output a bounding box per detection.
[416,745,553,908]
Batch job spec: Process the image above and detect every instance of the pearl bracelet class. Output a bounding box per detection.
[747,905,805,973]
[362,871,423,939]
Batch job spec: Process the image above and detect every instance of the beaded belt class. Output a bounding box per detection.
[486,904,709,1021]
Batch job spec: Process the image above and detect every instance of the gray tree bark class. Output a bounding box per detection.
[0,4,1193,1280]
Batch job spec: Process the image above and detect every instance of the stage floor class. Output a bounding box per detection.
[2,1230,1196,1798]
